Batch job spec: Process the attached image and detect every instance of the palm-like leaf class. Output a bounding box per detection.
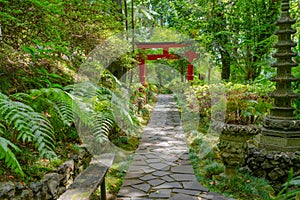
[30,112,56,158]
[111,92,139,134]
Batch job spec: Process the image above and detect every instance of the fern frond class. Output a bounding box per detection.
[0,92,56,159]
[54,100,73,127]
[67,82,139,143]
[10,93,32,105]
[92,111,115,143]
[30,112,56,158]
[12,88,74,127]
[0,126,24,176]
[0,98,34,142]
[31,88,74,127]
[68,93,96,126]
[0,123,6,135]
[0,93,9,100]
[111,93,138,134]
[96,87,112,101]
[64,82,98,98]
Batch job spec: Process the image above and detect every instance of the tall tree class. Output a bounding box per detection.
[236,0,280,81]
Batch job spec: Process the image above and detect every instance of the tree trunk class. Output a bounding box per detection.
[220,48,230,80]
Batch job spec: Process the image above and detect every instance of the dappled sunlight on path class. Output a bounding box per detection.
[117,94,233,200]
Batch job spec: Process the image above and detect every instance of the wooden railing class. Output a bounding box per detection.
[58,154,115,200]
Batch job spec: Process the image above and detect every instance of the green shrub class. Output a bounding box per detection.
[186,82,274,129]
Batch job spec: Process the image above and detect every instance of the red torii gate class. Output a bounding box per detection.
[136,42,198,86]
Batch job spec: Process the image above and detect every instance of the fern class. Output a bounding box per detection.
[66,82,139,145]
[0,96,35,142]
[30,112,56,158]
[96,86,112,101]
[110,92,139,134]
[30,88,73,127]
[92,110,115,143]
[12,88,74,127]
[0,122,24,176]
[66,83,98,126]
[0,92,56,160]
[0,135,24,176]
[64,82,98,98]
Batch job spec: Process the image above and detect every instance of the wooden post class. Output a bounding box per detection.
[101,178,106,200]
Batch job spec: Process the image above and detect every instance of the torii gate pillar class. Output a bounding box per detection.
[139,58,146,86]
[187,64,194,81]
[185,51,198,81]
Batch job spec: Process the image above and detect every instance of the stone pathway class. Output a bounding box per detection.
[117,95,233,200]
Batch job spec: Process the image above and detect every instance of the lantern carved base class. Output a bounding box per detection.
[258,116,300,151]
[217,123,260,175]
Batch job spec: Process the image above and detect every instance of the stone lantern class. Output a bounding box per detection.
[258,0,300,151]
[243,0,300,186]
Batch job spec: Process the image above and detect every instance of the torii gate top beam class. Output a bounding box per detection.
[135,42,198,63]
[135,42,192,49]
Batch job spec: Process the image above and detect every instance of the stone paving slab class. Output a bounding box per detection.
[117,95,234,200]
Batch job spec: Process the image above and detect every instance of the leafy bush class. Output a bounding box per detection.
[12,88,73,126]
[187,82,274,128]
[0,81,142,176]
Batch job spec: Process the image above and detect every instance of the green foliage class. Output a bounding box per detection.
[187,82,274,129]
[0,0,142,184]
[12,88,73,127]
[0,93,56,157]
[67,82,140,147]
[189,132,274,200]
[0,135,24,176]
[0,79,142,176]
[104,160,133,196]
[224,83,273,124]
[216,172,274,200]
[92,111,115,143]
[0,92,56,175]
[0,0,122,93]
[203,161,225,178]
[140,0,281,81]
[10,87,76,145]
[275,170,300,200]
